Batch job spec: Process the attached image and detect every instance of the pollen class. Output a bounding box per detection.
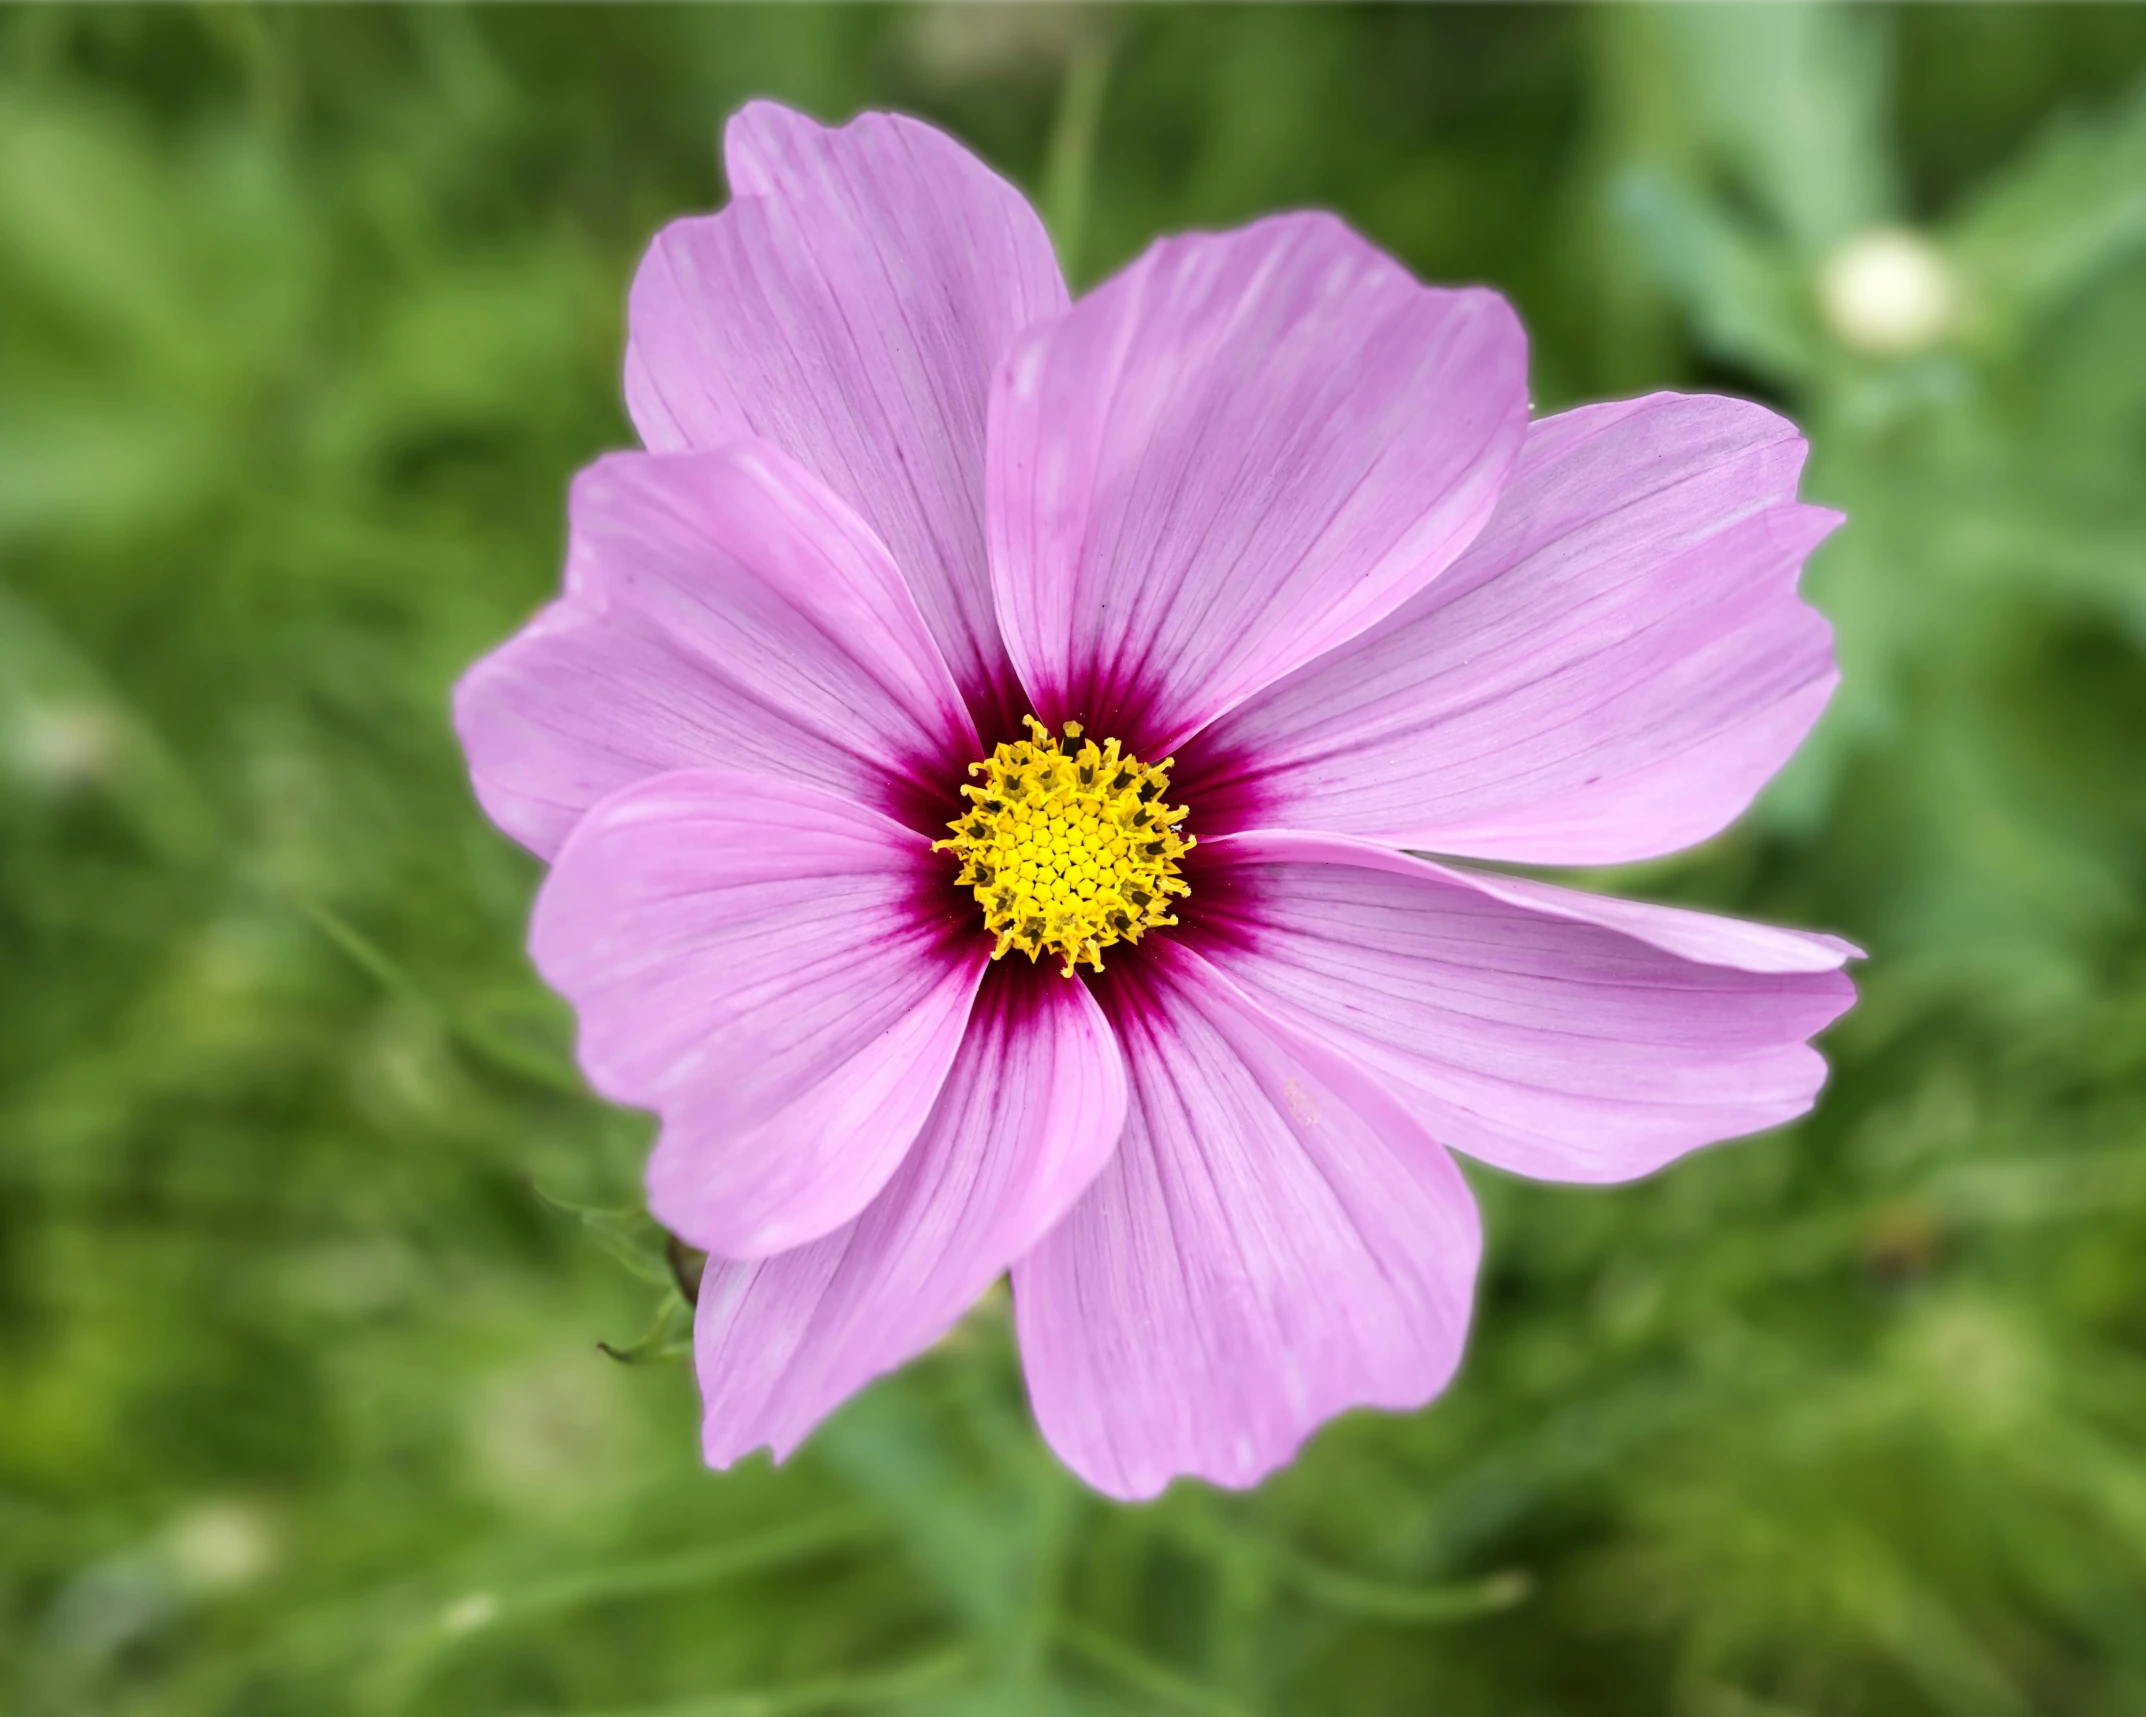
[936,716,1193,977]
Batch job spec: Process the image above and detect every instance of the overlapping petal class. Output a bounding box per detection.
[1014,941,1481,1500]
[987,212,1527,758]
[1187,830,1856,1185]
[454,444,978,859]
[531,771,987,1258]
[694,963,1127,1465]
[1184,394,1840,861]
[627,102,1069,734]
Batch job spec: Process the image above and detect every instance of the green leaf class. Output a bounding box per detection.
[596,1294,695,1366]
[1665,2,1898,256]
[1948,74,2146,343]
[528,1182,678,1289]
[1611,168,1823,381]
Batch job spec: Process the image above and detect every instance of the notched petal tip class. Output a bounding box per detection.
[1187,389,1846,864]
[1187,831,1860,1188]
[987,211,1530,759]
[1014,943,1481,1499]
[692,963,1128,1469]
[626,98,1066,733]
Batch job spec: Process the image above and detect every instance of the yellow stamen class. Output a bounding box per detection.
[935,716,1193,977]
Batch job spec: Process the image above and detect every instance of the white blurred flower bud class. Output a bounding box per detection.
[1819,228,1958,356]
[468,1349,637,1513]
[442,1591,499,1634]
[164,1499,280,1594]
[12,703,120,788]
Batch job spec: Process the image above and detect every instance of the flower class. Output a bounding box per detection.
[454,101,1857,1500]
[1819,227,1958,357]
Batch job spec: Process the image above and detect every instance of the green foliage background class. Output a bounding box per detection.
[6,5,2146,1713]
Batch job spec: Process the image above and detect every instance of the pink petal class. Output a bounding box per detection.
[1013,941,1481,1501]
[626,101,1069,734]
[1184,393,1841,862]
[694,963,1127,1466]
[987,213,1527,758]
[530,770,986,1258]
[454,443,978,860]
[1188,829,1858,1185]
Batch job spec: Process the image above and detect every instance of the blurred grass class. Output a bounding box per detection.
[5,5,2146,1715]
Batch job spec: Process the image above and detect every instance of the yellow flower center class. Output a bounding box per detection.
[936,716,1193,977]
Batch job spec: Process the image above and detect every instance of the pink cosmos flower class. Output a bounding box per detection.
[454,102,1857,1500]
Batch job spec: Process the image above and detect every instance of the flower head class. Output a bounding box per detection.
[937,716,1193,975]
[455,102,1857,1499]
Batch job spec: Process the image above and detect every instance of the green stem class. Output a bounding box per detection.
[1043,32,1112,287]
